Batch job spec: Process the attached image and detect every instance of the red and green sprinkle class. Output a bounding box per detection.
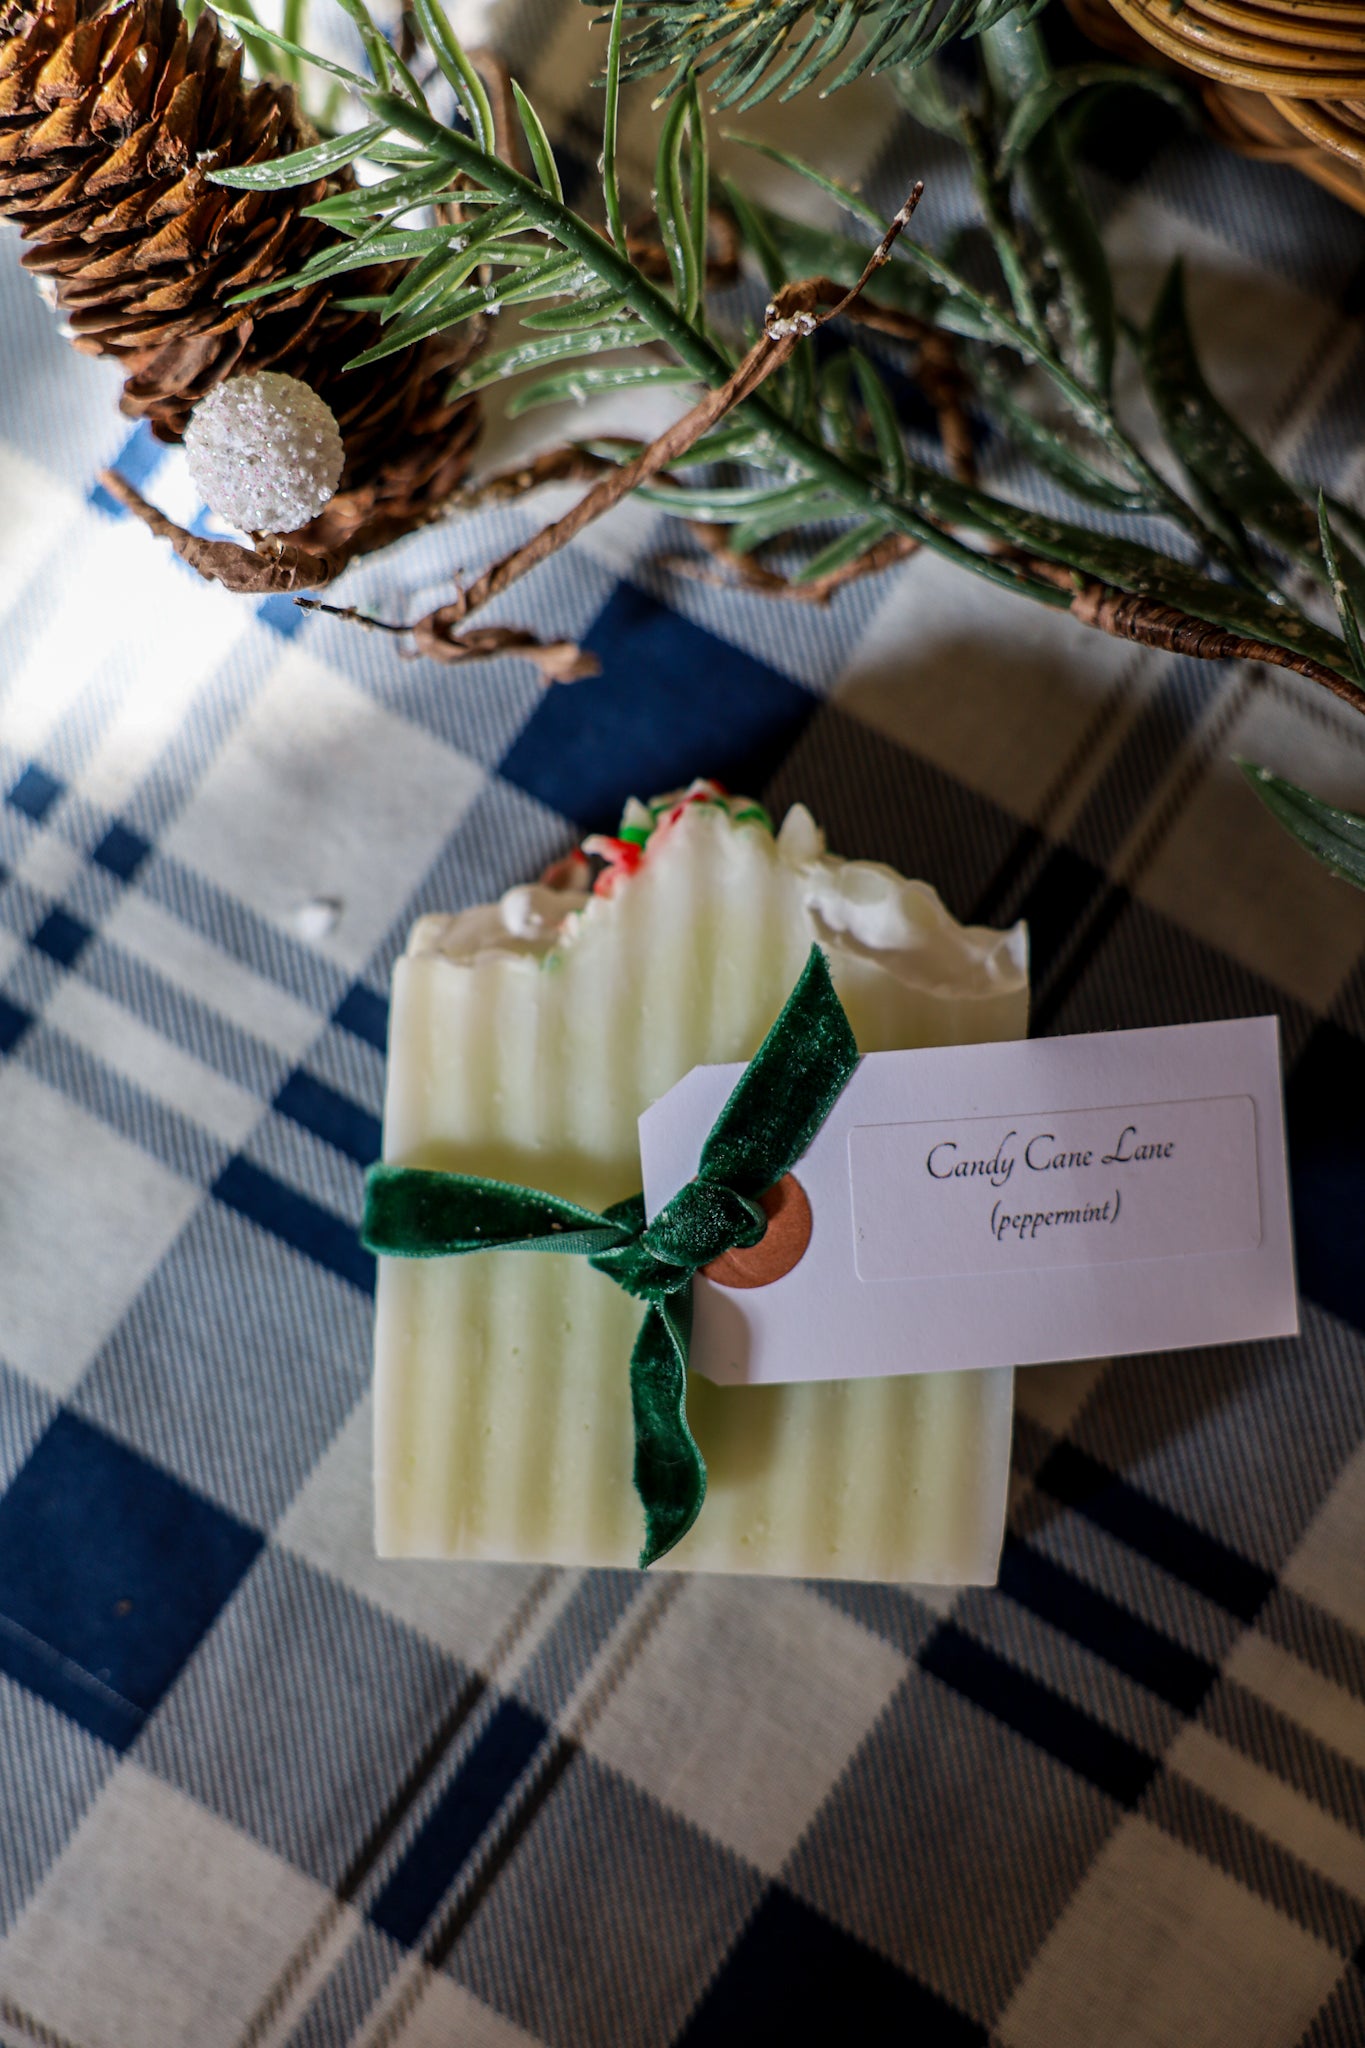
[582,781,774,896]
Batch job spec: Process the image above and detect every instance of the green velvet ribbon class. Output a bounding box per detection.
[362,945,859,1567]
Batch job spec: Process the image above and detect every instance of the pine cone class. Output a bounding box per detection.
[0,0,482,563]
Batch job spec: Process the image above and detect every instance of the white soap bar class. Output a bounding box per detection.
[374,789,1029,1580]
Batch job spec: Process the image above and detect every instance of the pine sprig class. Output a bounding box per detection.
[194,1,1364,693]
[590,0,1045,109]
[136,0,1363,886]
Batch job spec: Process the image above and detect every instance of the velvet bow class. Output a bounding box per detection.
[362,945,859,1566]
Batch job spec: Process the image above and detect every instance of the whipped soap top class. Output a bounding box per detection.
[405,781,1028,1003]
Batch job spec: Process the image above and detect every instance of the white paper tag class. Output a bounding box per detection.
[638,1019,1297,1386]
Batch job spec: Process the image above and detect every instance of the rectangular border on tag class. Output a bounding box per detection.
[848,1092,1263,1282]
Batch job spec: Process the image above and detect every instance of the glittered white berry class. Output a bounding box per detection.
[183,371,345,534]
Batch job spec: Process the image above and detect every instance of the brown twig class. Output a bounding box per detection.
[450,444,615,511]
[829,300,977,486]
[293,600,601,683]
[98,471,346,592]
[1019,555,1365,710]
[915,333,976,487]
[294,602,408,636]
[663,522,921,604]
[426,184,925,633]
[441,445,919,607]
[667,504,1365,699]
[409,619,600,681]
[1066,580,1365,715]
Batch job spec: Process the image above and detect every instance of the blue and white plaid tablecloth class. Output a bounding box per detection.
[3,5,1365,2042]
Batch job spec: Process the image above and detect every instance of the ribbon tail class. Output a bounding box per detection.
[363,1164,626,1259]
[630,1292,706,1569]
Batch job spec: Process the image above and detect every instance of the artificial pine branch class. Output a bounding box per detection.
[67,0,1350,694]
[8,0,1364,882]
[214,12,1359,711]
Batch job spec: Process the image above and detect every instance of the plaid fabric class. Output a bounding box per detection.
[3,3,1365,2040]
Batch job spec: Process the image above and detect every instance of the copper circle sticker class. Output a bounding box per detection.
[701,1174,813,1290]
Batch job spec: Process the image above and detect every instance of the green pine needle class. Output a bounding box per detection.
[586,0,1040,106]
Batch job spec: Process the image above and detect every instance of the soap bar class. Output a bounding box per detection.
[374,787,1029,1580]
